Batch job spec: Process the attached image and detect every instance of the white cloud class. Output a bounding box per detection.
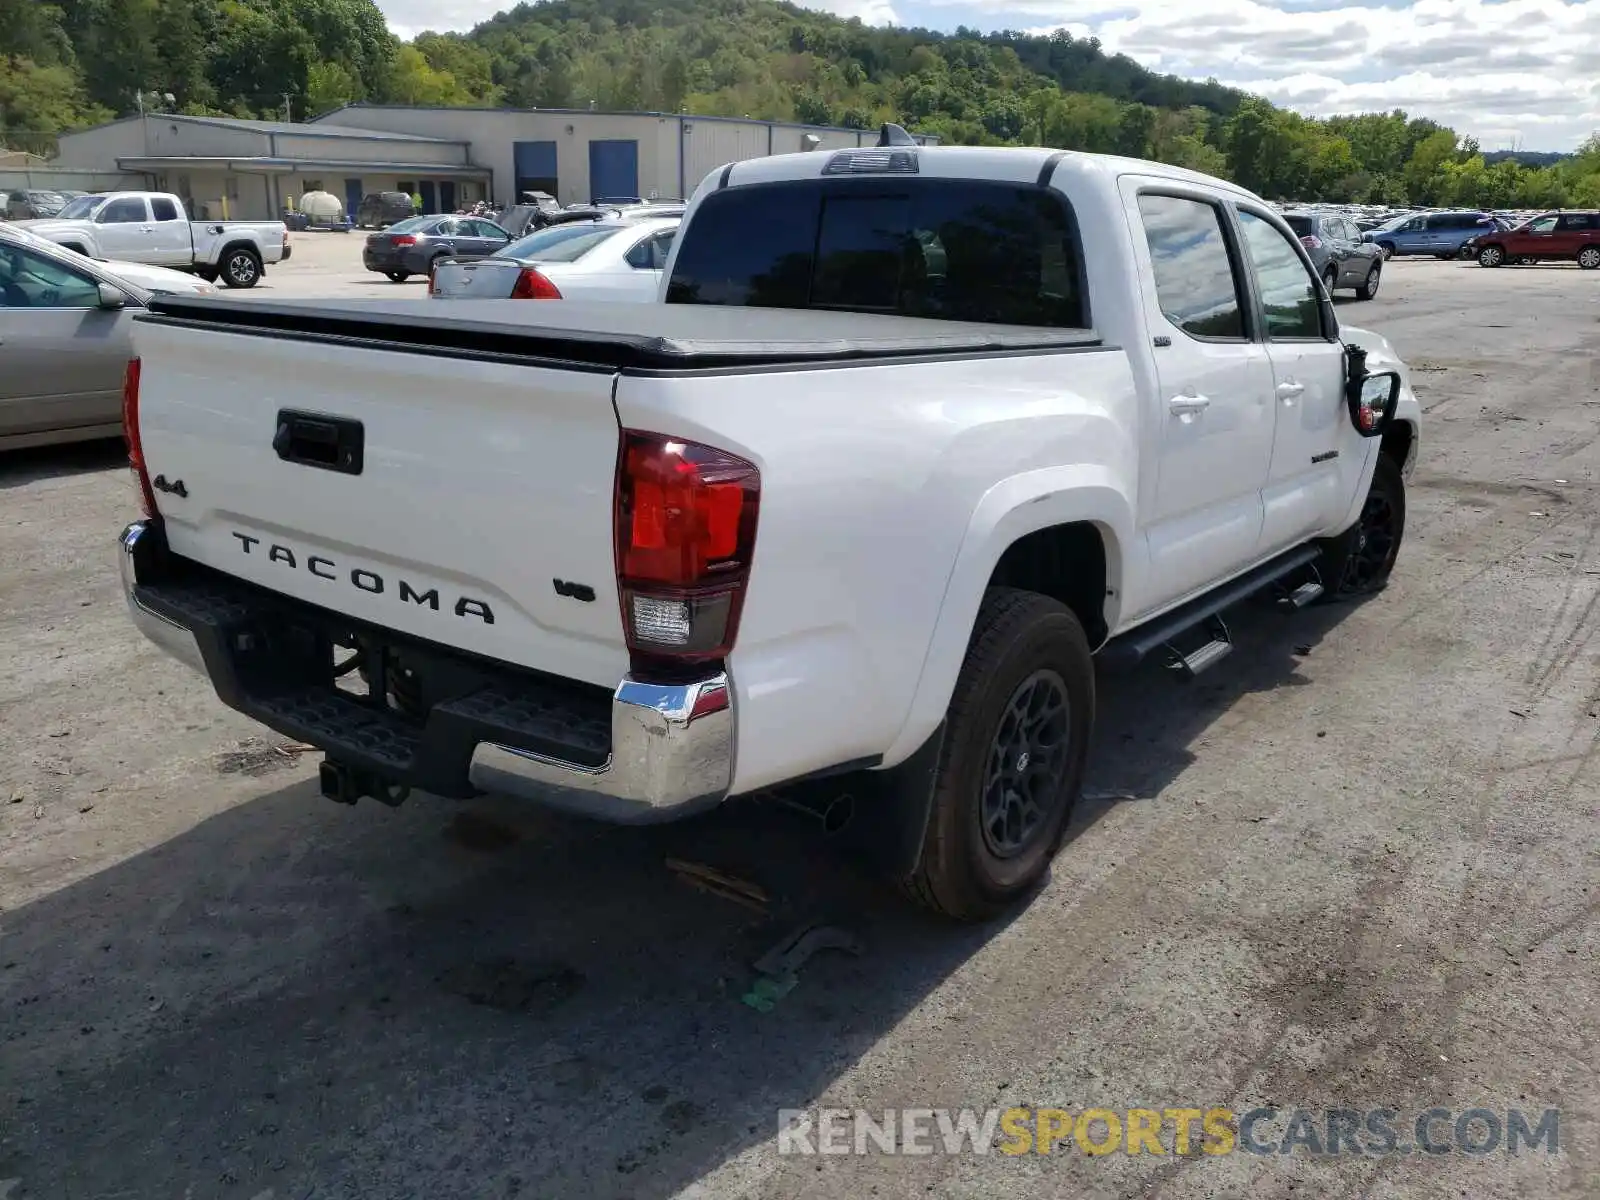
[373,0,1599,149]
[1000,0,1600,149]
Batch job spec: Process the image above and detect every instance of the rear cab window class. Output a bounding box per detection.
[666,178,1086,328]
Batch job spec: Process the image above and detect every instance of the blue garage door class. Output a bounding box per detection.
[589,140,639,205]
[514,140,558,201]
[344,178,362,220]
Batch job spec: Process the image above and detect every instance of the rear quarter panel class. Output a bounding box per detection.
[615,347,1140,793]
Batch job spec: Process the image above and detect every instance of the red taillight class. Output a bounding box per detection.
[1300,234,1323,251]
[614,431,760,665]
[122,358,157,517]
[391,234,417,246]
[509,267,562,300]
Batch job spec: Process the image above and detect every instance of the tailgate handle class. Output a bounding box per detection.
[273,409,364,475]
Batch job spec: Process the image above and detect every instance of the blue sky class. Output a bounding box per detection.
[375,0,1600,151]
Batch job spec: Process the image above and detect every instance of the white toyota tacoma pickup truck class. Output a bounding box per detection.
[20,190,288,288]
[118,132,1420,919]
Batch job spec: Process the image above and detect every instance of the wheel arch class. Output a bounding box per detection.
[218,239,261,268]
[880,470,1133,767]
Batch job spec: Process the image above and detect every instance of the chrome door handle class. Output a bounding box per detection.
[1276,381,1305,402]
[1168,393,1211,415]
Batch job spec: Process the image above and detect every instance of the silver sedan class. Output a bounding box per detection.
[0,226,205,451]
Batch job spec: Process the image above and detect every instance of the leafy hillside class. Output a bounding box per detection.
[3,0,1599,208]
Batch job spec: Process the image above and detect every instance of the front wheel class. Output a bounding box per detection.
[1578,246,1600,270]
[1376,242,1395,260]
[902,588,1094,921]
[1355,261,1381,300]
[220,248,262,289]
[1318,455,1406,597]
[1478,245,1505,268]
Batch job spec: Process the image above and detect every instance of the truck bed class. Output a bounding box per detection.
[140,296,1104,372]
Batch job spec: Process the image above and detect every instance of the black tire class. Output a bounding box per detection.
[901,588,1094,921]
[1376,242,1395,260]
[1478,244,1505,268]
[1322,265,1338,297]
[1355,260,1381,301]
[1317,454,1406,598]
[219,246,262,289]
[384,270,410,283]
[1578,246,1600,270]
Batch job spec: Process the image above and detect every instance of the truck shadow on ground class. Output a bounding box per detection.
[0,597,1353,1198]
[0,439,125,490]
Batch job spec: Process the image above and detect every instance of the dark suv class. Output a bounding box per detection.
[354,191,416,229]
[1282,210,1384,299]
[1467,211,1600,269]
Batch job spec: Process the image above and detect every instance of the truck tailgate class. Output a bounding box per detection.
[131,318,629,689]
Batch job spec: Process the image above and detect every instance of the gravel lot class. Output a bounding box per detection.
[1,256,1596,1199]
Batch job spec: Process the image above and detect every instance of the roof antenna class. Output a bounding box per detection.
[877,123,917,148]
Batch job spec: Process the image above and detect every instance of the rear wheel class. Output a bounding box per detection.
[1478,244,1505,267]
[1355,260,1381,301]
[1318,455,1406,597]
[384,270,410,283]
[901,588,1094,921]
[1322,265,1338,296]
[1578,246,1600,270]
[220,247,262,289]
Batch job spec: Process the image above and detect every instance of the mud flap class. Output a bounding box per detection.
[829,722,946,878]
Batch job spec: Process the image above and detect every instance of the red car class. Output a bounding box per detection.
[1471,211,1600,268]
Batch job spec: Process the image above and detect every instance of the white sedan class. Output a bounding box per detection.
[429,217,679,302]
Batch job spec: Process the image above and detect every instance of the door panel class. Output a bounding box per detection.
[93,196,153,258]
[514,140,559,200]
[589,140,640,204]
[344,179,363,223]
[147,196,191,265]
[1127,186,1274,613]
[1235,207,1369,550]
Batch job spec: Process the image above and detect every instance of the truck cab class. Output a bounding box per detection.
[117,135,1420,920]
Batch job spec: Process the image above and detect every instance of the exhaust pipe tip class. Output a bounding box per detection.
[776,789,855,836]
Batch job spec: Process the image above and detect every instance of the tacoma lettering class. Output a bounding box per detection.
[231,532,494,624]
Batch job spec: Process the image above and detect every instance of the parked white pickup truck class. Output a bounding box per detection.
[20,191,288,288]
[118,131,1420,919]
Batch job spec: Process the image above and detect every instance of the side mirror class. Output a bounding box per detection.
[1349,369,1400,437]
[97,281,127,310]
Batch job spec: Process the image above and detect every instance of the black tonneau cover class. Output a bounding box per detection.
[141,295,1102,372]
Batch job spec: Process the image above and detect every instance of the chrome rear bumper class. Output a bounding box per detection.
[119,519,733,821]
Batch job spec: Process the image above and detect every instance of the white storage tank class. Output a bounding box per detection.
[298,189,343,222]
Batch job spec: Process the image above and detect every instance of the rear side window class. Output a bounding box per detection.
[498,224,618,262]
[1283,215,1314,237]
[1558,213,1598,231]
[151,197,180,221]
[1136,193,1245,340]
[666,179,1086,328]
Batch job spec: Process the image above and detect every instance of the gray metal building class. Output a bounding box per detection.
[34,106,935,220]
[310,104,937,208]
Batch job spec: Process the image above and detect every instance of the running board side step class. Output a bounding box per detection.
[1099,544,1322,673]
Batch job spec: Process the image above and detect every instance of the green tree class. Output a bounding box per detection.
[1402,129,1458,205]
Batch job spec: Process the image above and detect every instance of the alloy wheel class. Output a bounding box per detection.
[979,669,1072,859]
[1341,491,1398,592]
